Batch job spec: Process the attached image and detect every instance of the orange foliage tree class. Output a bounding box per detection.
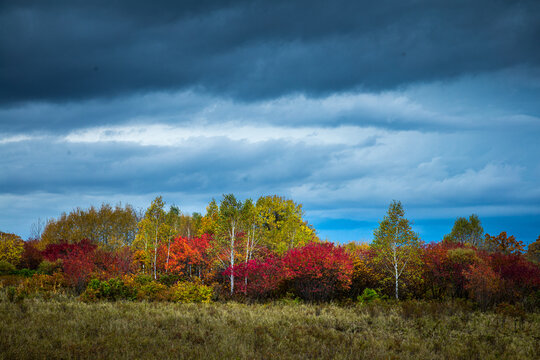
[167,235,211,280]
[485,232,524,254]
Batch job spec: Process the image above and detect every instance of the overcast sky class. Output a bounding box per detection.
[1,0,539,244]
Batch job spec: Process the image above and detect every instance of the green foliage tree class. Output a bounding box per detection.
[372,200,420,300]
[443,214,484,248]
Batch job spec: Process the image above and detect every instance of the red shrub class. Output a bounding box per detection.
[422,242,483,299]
[42,239,97,262]
[62,246,96,290]
[282,243,353,301]
[18,240,43,270]
[489,253,540,301]
[464,262,502,309]
[224,256,285,299]
[41,239,97,290]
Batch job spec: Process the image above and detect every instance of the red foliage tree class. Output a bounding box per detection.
[282,243,353,301]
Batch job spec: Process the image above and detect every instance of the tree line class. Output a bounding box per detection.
[1,195,539,308]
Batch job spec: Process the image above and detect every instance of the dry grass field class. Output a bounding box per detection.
[1,294,539,360]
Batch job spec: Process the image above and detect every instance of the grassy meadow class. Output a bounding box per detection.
[1,295,539,360]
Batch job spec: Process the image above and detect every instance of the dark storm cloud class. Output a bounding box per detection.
[1,0,539,105]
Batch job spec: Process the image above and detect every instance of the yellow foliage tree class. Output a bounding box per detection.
[0,231,24,266]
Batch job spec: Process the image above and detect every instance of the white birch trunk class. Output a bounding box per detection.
[230,221,235,294]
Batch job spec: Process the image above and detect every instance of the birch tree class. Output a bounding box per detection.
[241,198,258,290]
[218,194,242,294]
[372,200,420,300]
[134,196,170,279]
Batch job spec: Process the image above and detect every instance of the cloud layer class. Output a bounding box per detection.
[1,1,539,243]
[2,0,539,104]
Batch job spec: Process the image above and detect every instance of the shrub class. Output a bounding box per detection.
[347,245,382,299]
[489,253,540,302]
[223,256,285,300]
[136,281,169,301]
[0,260,16,274]
[158,273,181,287]
[282,243,353,301]
[37,259,63,275]
[445,247,483,298]
[42,239,97,262]
[169,280,213,303]
[62,247,96,291]
[18,240,43,270]
[13,268,36,277]
[357,288,380,304]
[134,273,154,285]
[464,262,502,309]
[18,273,68,296]
[80,278,136,302]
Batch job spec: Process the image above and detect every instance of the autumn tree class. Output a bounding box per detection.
[255,195,317,254]
[163,205,192,270]
[372,200,421,300]
[40,203,138,250]
[198,199,219,236]
[223,256,285,299]
[167,235,211,279]
[240,198,259,289]
[0,231,24,266]
[443,214,484,248]
[218,194,243,294]
[527,236,540,263]
[344,242,382,298]
[133,196,172,279]
[484,232,524,254]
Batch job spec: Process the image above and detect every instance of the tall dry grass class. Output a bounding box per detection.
[0,294,538,359]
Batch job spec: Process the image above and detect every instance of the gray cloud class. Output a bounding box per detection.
[0,135,340,195]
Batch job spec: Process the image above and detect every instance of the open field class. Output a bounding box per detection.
[1,296,539,360]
